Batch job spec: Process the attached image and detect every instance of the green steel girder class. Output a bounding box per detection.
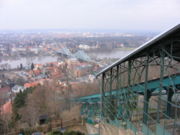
[76,74,180,103]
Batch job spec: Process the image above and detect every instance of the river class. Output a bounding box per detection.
[0,56,59,69]
[0,49,134,69]
[89,49,133,59]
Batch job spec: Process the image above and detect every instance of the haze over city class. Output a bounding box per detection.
[0,0,180,32]
[0,0,180,135]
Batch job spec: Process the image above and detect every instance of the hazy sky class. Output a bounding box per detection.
[0,0,179,31]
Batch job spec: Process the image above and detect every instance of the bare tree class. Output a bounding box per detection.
[19,82,66,127]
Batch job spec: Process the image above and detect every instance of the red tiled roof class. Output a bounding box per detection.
[24,79,50,88]
[24,81,39,88]
[0,87,10,92]
[1,101,12,114]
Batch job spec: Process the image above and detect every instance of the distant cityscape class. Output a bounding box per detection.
[0,31,153,134]
[0,30,153,101]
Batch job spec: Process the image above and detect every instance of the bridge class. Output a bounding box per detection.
[75,24,180,135]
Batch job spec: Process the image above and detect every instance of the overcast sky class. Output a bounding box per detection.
[0,0,179,32]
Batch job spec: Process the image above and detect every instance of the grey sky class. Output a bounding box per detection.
[0,0,179,31]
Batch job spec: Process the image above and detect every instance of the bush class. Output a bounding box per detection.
[18,128,36,135]
[49,131,84,135]
[49,130,63,135]
[64,131,84,135]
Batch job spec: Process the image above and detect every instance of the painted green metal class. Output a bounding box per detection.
[166,88,174,117]
[75,27,180,135]
[143,55,150,124]
[76,74,180,103]
[126,120,137,133]
[142,123,154,135]
[157,49,165,123]
[156,123,171,135]
[101,73,105,119]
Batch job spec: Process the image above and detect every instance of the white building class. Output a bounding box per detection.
[12,85,25,93]
[78,44,90,50]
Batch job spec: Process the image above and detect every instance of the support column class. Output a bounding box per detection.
[109,68,115,120]
[166,88,174,117]
[128,60,132,87]
[116,65,119,90]
[117,65,122,119]
[110,68,113,96]
[127,60,132,119]
[157,49,165,123]
[115,65,120,117]
[101,73,105,119]
[143,91,151,124]
[143,55,150,124]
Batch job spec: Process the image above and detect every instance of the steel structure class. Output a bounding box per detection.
[77,24,180,135]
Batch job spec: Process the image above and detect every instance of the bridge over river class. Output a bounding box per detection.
[75,24,180,135]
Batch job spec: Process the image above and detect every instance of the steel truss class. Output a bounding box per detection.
[98,40,180,135]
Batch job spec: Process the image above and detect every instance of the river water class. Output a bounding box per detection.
[0,56,59,69]
[89,50,133,59]
[0,49,133,69]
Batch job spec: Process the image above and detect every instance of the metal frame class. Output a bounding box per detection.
[77,24,180,135]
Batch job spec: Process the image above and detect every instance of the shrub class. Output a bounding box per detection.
[64,131,84,135]
[49,130,63,135]
[49,131,84,135]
